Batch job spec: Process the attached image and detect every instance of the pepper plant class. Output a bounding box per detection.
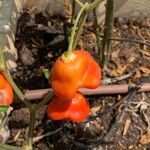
[0,0,114,149]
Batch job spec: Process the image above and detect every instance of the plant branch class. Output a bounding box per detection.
[102,0,114,68]
[0,144,21,150]
[88,0,104,12]
[27,92,54,148]
[72,0,76,23]
[68,2,89,52]
[0,47,5,71]
[72,0,104,50]
[72,10,87,50]
[28,104,37,150]
[75,0,84,7]
[0,46,32,108]
[36,92,53,109]
[92,1,102,64]
[68,0,104,51]
[3,71,32,108]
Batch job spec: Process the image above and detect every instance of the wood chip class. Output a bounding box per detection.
[140,130,150,144]
[140,67,150,74]
[91,105,102,115]
[118,141,126,149]
[123,118,131,136]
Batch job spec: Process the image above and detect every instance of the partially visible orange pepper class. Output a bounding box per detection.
[50,50,101,99]
[47,92,90,122]
[0,74,13,105]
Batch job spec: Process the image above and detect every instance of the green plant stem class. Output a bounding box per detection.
[72,0,104,51]
[27,92,53,149]
[3,71,32,108]
[68,0,104,52]
[28,104,37,150]
[75,0,84,7]
[0,107,12,131]
[0,47,5,71]
[0,144,21,150]
[102,0,114,68]
[37,92,53,109]
[88,0,104,12]
[0,46,32,108]
[72,13,87,50]
[67,2,89,52]
[92,2,102,65]
[72,0,76,23]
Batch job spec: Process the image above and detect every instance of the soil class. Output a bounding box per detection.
[7,8,150,150]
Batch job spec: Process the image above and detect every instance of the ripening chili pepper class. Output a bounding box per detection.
[50,50,101,99]
[0,74,13,105]
[47,92,90,122]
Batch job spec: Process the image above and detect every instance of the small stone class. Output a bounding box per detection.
[19,45,35,66]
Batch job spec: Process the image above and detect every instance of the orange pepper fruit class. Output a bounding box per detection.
[0,74,13,105]
[50,50,101,99]
[47,92,90,122]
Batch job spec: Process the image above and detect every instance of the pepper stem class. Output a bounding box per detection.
[65,0,104,62]
[61,51,76,63]
[67,2,89,53]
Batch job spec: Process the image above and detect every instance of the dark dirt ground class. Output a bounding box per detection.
[7,8,150,150]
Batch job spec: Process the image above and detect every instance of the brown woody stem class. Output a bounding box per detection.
[102,0,114,68]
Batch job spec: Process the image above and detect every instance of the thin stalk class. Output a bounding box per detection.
[0,144,21,150]
[0,107,12,131]
[28,104,37,150]
[0,45,32,108]
[3,71,32,108]
[102,0,114,68]
[72,0,76,23]
[0,47,5,71]
[92,2,102,64]
[88,0,104,12]
[27,92,53,148]
[72,12,87,50]
[67,2,89,52]
[71,0,104,51]
[75,0,84,7]
[36,92,53,109]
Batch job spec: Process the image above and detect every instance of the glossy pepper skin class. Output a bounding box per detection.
[47,93,90,122]
[50,50,101,100]
[0,74,13,105]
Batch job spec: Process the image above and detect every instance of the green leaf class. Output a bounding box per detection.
[41,67,51,80]
[0,106,9,112]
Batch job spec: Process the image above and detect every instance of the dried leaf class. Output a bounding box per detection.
[111,65,128,77]
[128,145,134,149]
[91,105,101,115]
[140,130,150,144]
[123,118,131,136]
[141,50,150,57]
[134,70,141,79]
[128,55,135,63]
[118,141,126,149]
[92,120,101,130]
[140,67,150,74]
